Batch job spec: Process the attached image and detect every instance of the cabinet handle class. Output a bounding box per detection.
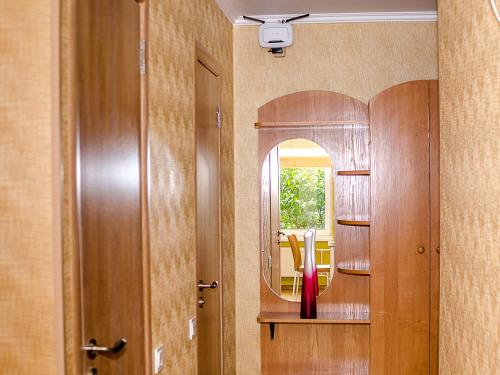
[417,246,425,254]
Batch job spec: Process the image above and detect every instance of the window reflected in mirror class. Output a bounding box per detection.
[261,139,335,302]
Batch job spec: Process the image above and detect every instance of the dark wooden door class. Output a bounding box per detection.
[77,0,147,373]
[195,51,222,375]
[370,80,433,374]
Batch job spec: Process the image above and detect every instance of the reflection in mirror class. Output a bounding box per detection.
[261,139,334,302]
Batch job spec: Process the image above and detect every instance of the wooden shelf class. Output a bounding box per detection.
[337,170,370,176]
[255,120,369,129]
[337,219,370,226]
[337,261,371,276]
[258,311,370,338]
[258,311,370,325]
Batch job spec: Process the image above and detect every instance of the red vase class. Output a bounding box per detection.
[300,229,317,319]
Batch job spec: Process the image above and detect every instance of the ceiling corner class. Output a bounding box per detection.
[215,0,239,23]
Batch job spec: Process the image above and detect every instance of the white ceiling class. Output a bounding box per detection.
[215,0,437,24]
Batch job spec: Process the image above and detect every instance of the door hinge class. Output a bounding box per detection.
[139,40,146,75]
[216,106,222,128]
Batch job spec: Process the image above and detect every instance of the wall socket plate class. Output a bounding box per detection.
[153,344,165,374]
[189,317,197,340]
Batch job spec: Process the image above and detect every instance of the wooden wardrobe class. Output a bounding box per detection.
[257,81,439,374]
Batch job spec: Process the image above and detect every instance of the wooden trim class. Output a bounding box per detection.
[65,0,83,373]
[195,40,222,78]
[192,41,198,375]
[255,120,369,129]
[52,0,65,372]
[429,80,440,375]
[140,1,152,374]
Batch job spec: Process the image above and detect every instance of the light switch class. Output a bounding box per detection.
[154,344,164,374]
[189,317,197,340]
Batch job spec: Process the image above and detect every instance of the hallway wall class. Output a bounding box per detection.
[148,1,235,374]
[438,1,499,373]
[233,22,438,374]
[0,1,63,373]
[59,1,234,373]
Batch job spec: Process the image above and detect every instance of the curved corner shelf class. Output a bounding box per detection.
[337,170,370,176]
[337,262,371,276]
[337,219,370,227]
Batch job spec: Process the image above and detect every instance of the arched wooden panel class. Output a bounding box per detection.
[258,90,368,124]
[257,91,370,374]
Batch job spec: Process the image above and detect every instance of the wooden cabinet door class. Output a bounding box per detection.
[370,80,433,374]
[77,0,148,373]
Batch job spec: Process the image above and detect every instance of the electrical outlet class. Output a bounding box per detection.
[189,317,197,340]
[154,344,164,374]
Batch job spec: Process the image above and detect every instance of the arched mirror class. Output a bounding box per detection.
[261,138,334,302]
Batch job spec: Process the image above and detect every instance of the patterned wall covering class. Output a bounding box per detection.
[1,1,61,373]
[233,22,438,374]
[438,1,499,373]
[149,1,235,374]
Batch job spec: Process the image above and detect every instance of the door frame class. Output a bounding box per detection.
[63,1,152,373]
[193,40,224,374]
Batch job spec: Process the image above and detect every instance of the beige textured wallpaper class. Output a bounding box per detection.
[149,1,235,374]
[438,1,500,373]
[0,1,62,373]
[233,22,438,374]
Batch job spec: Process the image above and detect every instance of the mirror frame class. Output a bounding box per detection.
[260,138,335,302]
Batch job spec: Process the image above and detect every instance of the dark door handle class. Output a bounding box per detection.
[81,338,127,359]
[198,280,219,291]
